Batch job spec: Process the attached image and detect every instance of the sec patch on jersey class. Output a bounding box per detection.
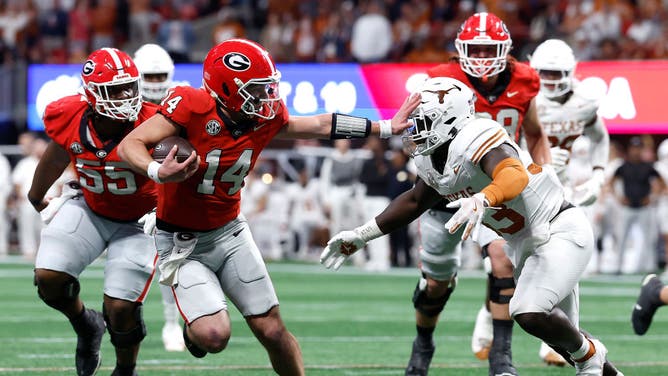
[152,136,195,163]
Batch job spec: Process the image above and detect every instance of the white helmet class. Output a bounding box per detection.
[133,44,174,102]
[403,77,476,156]
[658,139,668,162]
[530,39,576,98]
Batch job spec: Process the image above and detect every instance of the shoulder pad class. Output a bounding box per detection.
[167,86,215,115]
[511,62,540,95]
[456,119,509,165]
[160,86,215,125]
[43,95,88,136]
[427,62,459,78]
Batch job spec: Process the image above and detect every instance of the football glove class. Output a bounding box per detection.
[444,193,488,241]
[320,230,366,271]
[138,208,157,235]
[572,169,606,206]
[549,146,570,172]
[40,180,82,225]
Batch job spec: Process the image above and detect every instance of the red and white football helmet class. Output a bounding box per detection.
[81,47,142,121]
[202,38,281,120]
[455,12,512,79]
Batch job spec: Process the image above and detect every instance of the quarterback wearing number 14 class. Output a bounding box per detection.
[117,38,419,374]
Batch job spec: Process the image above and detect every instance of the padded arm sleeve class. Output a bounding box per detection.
[481,157,529,207]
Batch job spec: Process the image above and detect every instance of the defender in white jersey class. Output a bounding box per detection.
[525,38,612,366]
[321,77,621,376]
[531,39,609,208]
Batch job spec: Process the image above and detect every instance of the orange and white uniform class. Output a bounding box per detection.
[415,117,592,323]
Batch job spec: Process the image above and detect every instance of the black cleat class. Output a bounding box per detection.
[488,348,517,376]
[632,274,665,335]
[73,309,105,376]
[183,323,206,358]
[405,338,435,376]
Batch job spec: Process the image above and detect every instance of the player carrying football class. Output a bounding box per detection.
[117,38,419,375]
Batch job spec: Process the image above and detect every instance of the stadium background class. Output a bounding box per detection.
[0,0,668,374]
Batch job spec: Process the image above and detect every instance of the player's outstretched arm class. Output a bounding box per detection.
[27,141,71,212]
[321,178,440,270]
[118,114,199,183]
[281,92,421,140]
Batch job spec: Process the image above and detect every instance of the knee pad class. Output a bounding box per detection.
[104,304,146,349]
[488,274,515,304]
[412,275,455,317]
[34,274,80,311]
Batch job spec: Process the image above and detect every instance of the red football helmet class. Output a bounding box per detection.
[81,47,142,121]
[202,38,281,120]
[455,12,512,79]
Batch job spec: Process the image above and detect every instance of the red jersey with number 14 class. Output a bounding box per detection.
[43,94,158,221]
[427,61,539,142]
[157,86,289,231]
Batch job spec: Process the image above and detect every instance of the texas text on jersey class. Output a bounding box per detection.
[43,95,159,221]
[427,61,540,143]
[536,80,599,152]
[155,85,290,232]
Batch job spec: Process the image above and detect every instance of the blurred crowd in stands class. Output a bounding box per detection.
[1,0,667,66]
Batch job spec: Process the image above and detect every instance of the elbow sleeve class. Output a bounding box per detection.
[481,158,529,206]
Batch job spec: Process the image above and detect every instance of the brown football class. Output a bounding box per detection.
[152,136,196,163]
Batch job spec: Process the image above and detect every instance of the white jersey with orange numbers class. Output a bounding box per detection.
[536,80,599,154]
[414,118,564,248]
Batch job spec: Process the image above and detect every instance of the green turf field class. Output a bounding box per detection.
[0,259,666,375]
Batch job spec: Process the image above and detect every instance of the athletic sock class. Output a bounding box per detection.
[416,325,435,346]
[570,334,593,361]
[490,319,513,355]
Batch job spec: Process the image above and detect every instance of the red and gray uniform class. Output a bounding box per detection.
[35,95,159,302]
[154,85,289,322]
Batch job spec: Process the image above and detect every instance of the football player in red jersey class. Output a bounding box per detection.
[28,48,160,376]
[117,38,419,374]
[404,12,553,376]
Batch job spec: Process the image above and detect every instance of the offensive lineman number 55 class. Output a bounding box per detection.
[162,93,255,197]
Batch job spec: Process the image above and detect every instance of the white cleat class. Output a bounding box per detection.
[471,304,493,360]
[539,341,567,366]
[574,339,607,376]
[162,322,186,352]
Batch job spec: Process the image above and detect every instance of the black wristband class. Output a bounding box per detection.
[330,113,371,139]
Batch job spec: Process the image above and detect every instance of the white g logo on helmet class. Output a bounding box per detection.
[223,53,251,71]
